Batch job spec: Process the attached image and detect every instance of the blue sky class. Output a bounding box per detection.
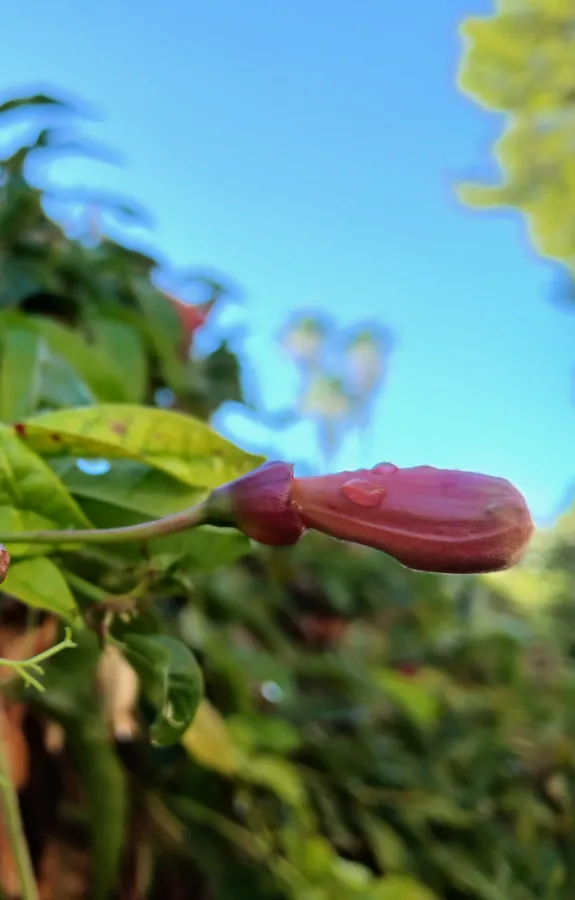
[2,0,573,523]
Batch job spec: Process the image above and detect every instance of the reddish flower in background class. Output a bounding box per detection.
[165,293,215,357]
[210,460,534,575]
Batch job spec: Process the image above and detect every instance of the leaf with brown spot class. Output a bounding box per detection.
[19,404,264,490]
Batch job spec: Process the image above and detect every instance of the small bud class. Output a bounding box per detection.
[97,645,140,742]
[207,460,306,546]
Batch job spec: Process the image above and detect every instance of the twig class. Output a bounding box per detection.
[0,628,77,692]
[0,502,208,546]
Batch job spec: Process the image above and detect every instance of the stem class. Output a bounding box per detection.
[0,701,39,900]
[0,502,208,547]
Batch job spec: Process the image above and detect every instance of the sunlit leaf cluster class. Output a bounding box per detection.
[458,0,575,264]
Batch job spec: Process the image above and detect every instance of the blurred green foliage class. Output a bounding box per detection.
[0,91,573,900]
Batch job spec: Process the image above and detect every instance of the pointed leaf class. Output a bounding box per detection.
[121,634,203,746]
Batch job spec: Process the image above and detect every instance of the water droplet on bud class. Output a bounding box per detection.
[371,462,398,475]
[340,479,386,507]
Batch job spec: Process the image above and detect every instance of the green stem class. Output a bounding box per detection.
[0,502,208,547]
[0,629,77,671]
[0,628,77,692]
[0,702,39,900]
[63,572,109,603]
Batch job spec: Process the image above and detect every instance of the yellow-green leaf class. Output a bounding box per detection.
[19,404,264,488]
[2,556,81,623]
[457,1,575,266]
[182,699,240,775]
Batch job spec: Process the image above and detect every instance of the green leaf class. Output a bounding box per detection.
[2,556,80,623]
[121,634,203,746]
[332,857,372,890]
[227,714,301,755]
[240,755,306,807]
[0,323,43,421]
[375,668,440,728]
[429,846,507,900]
[368,875,438,900]
[359,813,407,873]
[40,349,95,409]
[0,257,46,308]
[19,403,264,488]
[0,94,70,116]
[88,316,148,403]
[202,341,244,410]
[0,424,91,556]
[49,458,205,518]
[132,278,187,390]
[148,525,251,573]
[401,794,476,829]
[29,316,129,402]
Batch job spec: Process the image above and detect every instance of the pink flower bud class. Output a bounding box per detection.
[291,463,533,574]
[208,461,533,574]
[208,461,306,546]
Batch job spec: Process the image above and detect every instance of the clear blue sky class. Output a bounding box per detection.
[2,0,573,523]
